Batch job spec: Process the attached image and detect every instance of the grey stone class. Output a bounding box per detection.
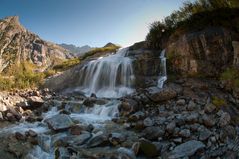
[45,114,75,131]
[168,140,205,159]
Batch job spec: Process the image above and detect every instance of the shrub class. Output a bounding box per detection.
[53,58,80,72]
[0,61,45,90]
[220,68,239,89]
[212,96,226,107]
[146,0,239,49]
[80,45,120,60]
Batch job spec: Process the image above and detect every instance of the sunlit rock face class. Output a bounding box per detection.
[0,16,73,72]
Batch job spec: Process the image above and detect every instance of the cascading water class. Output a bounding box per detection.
[157,49,167,88]
[75,47,135,98]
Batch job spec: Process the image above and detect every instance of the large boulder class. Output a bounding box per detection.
[45,114,75,131]
[145,86,177,102]
[168,140,205,159]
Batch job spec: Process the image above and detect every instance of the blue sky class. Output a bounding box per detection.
[0,0,192,47]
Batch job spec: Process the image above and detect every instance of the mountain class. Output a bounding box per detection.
[0,16,73,73]
[59,43,93,56]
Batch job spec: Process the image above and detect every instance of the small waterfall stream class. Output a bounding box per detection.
[75,47,135,98]
[157,49,167,88]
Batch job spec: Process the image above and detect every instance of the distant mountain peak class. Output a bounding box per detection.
[103,42,120,48]
[59,43,94,56]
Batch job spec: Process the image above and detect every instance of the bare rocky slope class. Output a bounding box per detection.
[0,16,73,72]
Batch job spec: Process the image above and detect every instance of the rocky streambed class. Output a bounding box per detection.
[0,78,239,159]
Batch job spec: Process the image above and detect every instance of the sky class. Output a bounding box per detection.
[0,0,192,47]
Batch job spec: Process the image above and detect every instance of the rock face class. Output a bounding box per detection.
[166,27,235,76]
[127,49,161,88]
[0,16,73,72]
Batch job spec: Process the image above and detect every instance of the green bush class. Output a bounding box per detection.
[80,45,120,60]
[0,62,45,90]
[220,68,239,89]
[53,58,80,72]
[146,0,239,49]
[212,96,226,107]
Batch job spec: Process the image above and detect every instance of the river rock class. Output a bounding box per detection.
[87,132,108,148]
[146,86,177,102]
[143,117,154,127]
[218,112,231,127]
[117,147,136,159]
[168,140,205,159]
[109,133,126,145]
[139,138,159,157]
[187,101,197,111]
[27,96,44,108]
[204,103,216,113]
[166,121,176,134]
[142,126,165,140]
[68,132,92,145]
[178,129,191,138]
[128,111,145,122]
[202,114,215,127]
[45,114,75,131]
[176,99,186,106]
[119,99,138,115]
[69,125,84,135]
[55,147,70,159]
[199,127,212,141]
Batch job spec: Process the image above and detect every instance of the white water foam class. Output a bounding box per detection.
[75,47,135,98]
[157,49,167,88]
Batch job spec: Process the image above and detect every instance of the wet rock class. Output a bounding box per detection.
[146,86,177,102]
[166,121,176,134]
[128,111,145,122]
[15,132,26,141]
[69,132,92,145]
[132,142,140,156]
[109,133,126,145]
[204,103,216,113]
[6,112,17,122]
[87,131,109,148]
[142,126,165,140]
[178,129,191,138]
[119,99,138,115]
[168,140,205,159]
[37,134,51,152]
[218,112,231,127]
[143,117,154,127]
[25,130,37,137]
[69,125,84,135]
[139,138,159,157]
[7,141,32,158]
[83,98,95,107]
[27,96,44,108]
[0,112,4,121]
[45,114,75,131]
[117,147,136,159]
[176,99,186,106]
[55,147,70,159]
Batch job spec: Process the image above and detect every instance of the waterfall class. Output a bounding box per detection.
[157,49,167,88]
[76,47,135,98]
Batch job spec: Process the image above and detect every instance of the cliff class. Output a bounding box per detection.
[0,16,73,73]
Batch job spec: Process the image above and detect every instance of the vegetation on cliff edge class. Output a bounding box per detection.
[146,0,239,49]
